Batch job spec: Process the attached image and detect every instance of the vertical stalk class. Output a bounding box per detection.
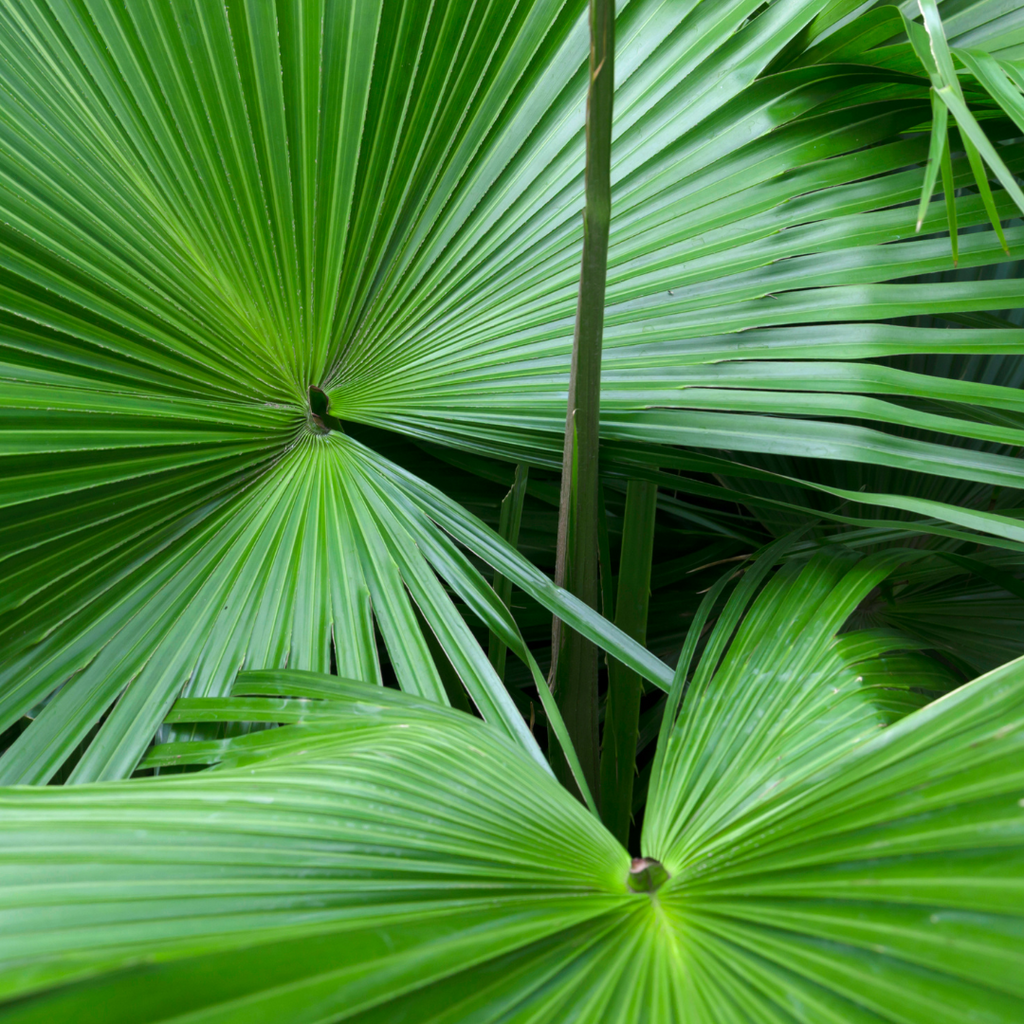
[549,0,615,803]
[599,479,658,846]
[488,464,530,681]
[597,481,615,621]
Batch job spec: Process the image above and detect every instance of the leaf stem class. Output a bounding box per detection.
[600,479,658,846]
[549,0,615,804]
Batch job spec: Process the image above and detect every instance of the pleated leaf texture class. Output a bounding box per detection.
[0,552,1020,1021]
[5,0,1024,779]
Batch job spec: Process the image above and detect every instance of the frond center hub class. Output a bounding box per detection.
[627,857,669,894]
[308,385,345,434]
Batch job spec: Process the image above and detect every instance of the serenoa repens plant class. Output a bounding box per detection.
[2,549,1023,1020]
[1,0,1024,1019]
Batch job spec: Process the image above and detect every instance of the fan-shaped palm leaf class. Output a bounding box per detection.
[2,1,1024,776]
[0,552,1020,1020]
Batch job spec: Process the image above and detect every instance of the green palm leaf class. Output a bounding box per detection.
[2,2,1023,1015]
[1,551,1021,1020]
[0,0,1022,824]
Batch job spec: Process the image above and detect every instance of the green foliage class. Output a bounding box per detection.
[1,0,1024,1018]
[1,556,1022,1021]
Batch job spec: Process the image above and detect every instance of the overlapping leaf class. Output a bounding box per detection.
[1,552,1021,1020]
[642,549,1024,1022]
[1,1,1023,775]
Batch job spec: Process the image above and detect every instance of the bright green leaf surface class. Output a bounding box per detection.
[0,552,1022,1020]
[2,0,1024,776]
[1,0,1023,1014]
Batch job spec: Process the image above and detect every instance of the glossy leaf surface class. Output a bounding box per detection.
[1,551,1022,1020]
[3,0,1024,778]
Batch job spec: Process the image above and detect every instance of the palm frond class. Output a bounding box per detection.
[2,552,1022,1020]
